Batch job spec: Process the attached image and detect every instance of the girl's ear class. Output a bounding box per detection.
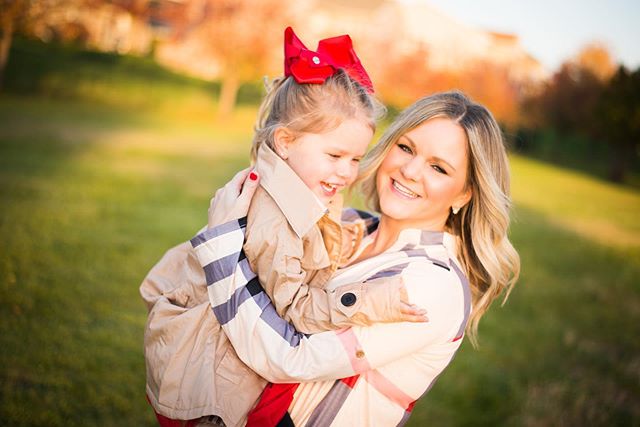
[273,127,296,160]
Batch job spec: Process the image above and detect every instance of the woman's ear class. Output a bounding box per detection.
[273,127,296,160]
[453,188,472,212]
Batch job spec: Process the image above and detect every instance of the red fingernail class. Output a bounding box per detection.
[249,171,258,181]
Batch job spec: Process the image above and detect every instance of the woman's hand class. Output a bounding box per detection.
[208,168,260,228]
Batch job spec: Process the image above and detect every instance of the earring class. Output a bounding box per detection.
[452,206,460,215]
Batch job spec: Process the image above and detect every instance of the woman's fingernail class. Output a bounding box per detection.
[249,171,258,181]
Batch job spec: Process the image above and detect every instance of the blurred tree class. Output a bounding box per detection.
[464,60,521,127]
[374,42,435,107]
[0,0,99,90]
[535,62,604,134]
[0,0,28,90]
[185,0,295,116]
[593,66,640,182]
[521,44,616,134]
[575,42,616,82]
[374,43,520,125]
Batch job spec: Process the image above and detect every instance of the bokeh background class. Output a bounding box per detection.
[1,0,639,426]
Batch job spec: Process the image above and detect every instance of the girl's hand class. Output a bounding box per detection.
[399,286,429,323]
[208,168,260,228]
[400,302,429,323]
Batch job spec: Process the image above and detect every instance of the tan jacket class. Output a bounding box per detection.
[140,145,405,426]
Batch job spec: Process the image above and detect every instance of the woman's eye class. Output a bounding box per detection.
[397,143,413,154]
[432,165,447,175]
[352,158,361,163]
[328,153,340,159]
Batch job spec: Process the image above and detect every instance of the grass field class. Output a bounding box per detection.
[1,94,638,427]
[1,40,639,427]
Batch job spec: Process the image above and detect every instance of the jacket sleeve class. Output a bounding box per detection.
[191,219,467,383]
[140,237,209,311]
[244,215,406,335]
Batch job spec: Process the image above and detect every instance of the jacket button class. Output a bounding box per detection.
[341,292,357,307]
[355,350,365,359]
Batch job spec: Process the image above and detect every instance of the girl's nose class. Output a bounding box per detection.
[336,160,351,179]
[400,156,423,181]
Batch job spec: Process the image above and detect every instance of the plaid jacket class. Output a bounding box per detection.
[192,215,471,426]
[141,144,405,425]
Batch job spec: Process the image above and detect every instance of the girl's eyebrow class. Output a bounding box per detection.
[401,135,457,172]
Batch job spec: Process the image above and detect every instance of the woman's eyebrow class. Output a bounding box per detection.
[400,134,417,150]
[432,156,457,172]
[402,135,457,172]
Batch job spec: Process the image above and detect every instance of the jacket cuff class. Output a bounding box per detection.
[329,276,405,325]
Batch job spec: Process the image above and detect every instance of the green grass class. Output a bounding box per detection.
[1,94,638,426]
[510,128,640,189]
[411,159,640,425]
[1,40,639,426]
[0,94,256,426]
[4,37,263,114]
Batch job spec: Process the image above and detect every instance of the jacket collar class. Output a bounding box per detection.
[255,144,342,238]
[364,225,457,256]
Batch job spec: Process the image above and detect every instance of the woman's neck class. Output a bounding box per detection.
[354,215,447,263]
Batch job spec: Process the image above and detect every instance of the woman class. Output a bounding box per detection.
[193,91,520,426]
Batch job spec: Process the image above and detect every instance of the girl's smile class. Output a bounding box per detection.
[278,117,373,205]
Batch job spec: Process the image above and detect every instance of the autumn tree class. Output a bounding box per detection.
[575,42,616,82]
[0,0,106,90]
[186,0,296,116]
[373,42,437,107]
[463,60,521,127]
[0,0,30,89]
[535,62,604,134]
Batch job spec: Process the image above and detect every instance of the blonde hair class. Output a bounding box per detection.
[357,91,520,346]
[251,69,385,162]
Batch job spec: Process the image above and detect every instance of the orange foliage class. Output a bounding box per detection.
[575,42,616,82]
[181,0,296,115]
[374,48,521,125]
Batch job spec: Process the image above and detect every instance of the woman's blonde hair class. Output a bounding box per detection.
[250,69,385,162]
[357,91,520,346]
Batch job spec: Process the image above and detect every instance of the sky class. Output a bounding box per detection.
[410,0,640,71]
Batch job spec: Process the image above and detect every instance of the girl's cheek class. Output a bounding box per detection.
[350,164,359,179]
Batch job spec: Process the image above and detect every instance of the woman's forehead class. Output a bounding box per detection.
[402,119,468,159]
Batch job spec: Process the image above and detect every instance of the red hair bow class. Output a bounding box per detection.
[284,27,374,93]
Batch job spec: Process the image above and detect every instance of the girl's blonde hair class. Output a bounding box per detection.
[251,69,385,162]
[357,91,520,346]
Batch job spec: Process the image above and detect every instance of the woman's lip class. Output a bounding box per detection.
[390,178,419,199]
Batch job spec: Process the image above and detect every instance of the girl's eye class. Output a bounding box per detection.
[432,164,447,175]
[352,158,361,163]
[397,143,413,154]
[328,153,340,159]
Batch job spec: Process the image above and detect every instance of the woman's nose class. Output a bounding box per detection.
[400,156,423,181]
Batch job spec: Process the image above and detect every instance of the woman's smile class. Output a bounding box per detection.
[390,178,421,199]
[376,117,471,232]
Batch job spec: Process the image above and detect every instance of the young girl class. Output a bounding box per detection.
[140,27,425,427]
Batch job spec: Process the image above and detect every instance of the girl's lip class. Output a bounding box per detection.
[320,182,338,197]
[321,181,345,196]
